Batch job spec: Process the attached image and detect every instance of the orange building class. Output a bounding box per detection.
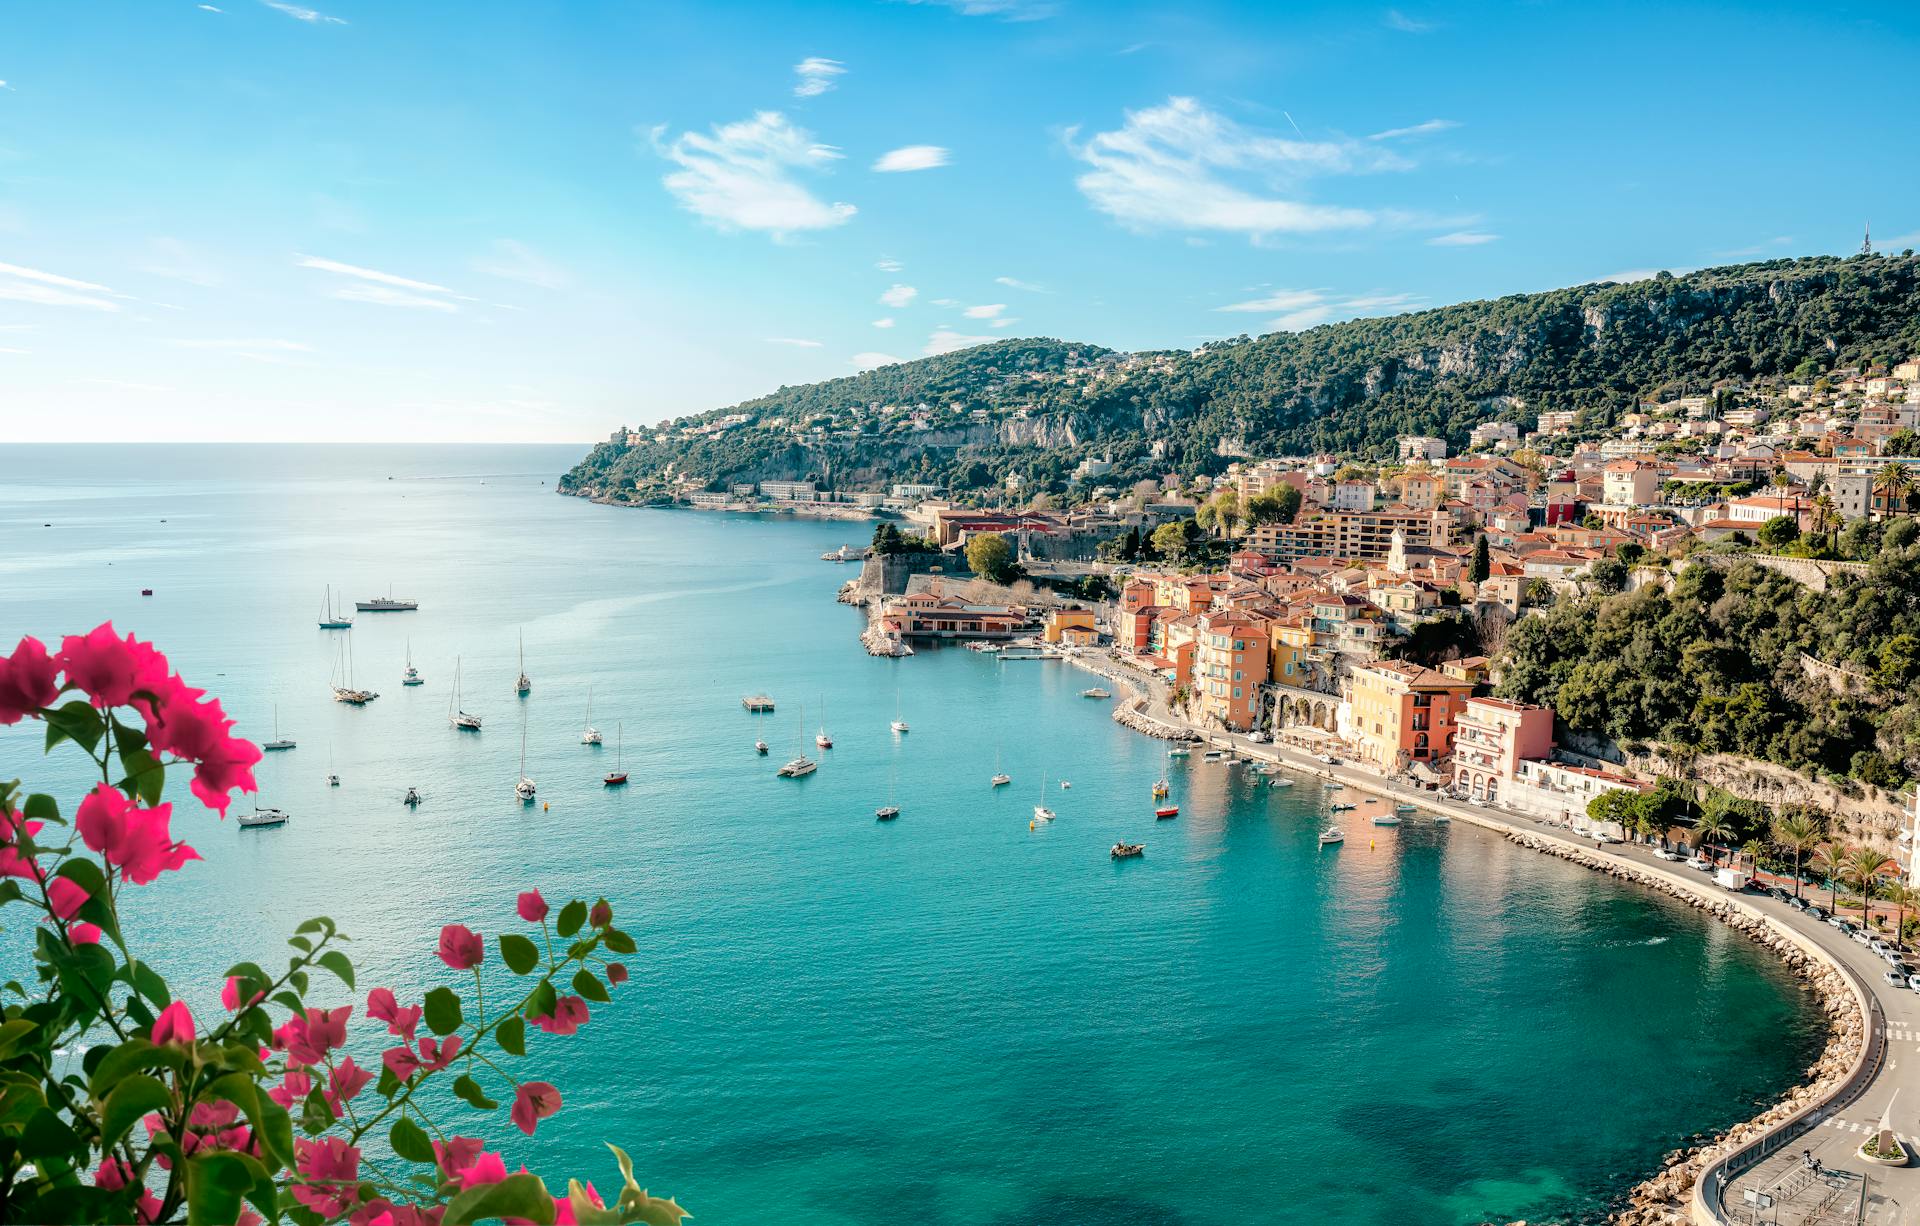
[1348,660,1476,773]
[1194,610,1271,731]
[1044,608,1097,644]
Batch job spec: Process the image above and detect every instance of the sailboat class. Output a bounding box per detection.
[890,685,909,734]
[779,703,818,778]
[326,741,339,787]
[515,631,531,696]
[238,805,290,829]
[580,685,602,745]
[330,635,378,705]
[262,705,295,751]
[876,762,900,820]
[402,640,424,687]
[515,719,536,801]
[1033,768,1055,822]
[448,657,482,730]
[604,722,629,786]
[990,747,1010,788]
[815,697,833,749]
[317,585,352,630]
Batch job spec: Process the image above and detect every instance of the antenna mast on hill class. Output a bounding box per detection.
[1862,224,1873,256]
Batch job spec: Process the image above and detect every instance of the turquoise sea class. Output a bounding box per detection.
[0,445,1825,1225]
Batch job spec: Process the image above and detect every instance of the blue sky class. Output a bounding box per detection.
[2,0,1916,442]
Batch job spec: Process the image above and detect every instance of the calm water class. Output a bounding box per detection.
[0,445,1824,1225]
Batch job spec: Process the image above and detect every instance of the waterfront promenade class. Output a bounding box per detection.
[1070,649,1920,1225]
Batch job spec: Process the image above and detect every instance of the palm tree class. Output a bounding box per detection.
[1875,462,1914,518]
[1846,849,1895,932]
[1693,811,1735,866]
[1772,813,1822,901]
[1810,492,1839,537]
[1886,882,1919,951]
[1811,843,1846,905]
[1740,838,1765,873]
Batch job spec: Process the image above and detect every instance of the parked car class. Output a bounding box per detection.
[1652,848,1679,862]
[1768,886,1790,901]
[1870,939,1890,955]
[1827,914,1849,929]
[1316,754,1337,765]
[1685,855,1712,871]
[1886,969,1909,987]
[1789,895,1809,911]
[1854,929,1875,945]
[1808,906,1829,921]
[1247,731,1269,743]
[1886,951,1908,970]
[1907,974,1920,993]
[1835,921,1858,938]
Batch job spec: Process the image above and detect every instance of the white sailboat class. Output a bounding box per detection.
[515,631,531,697]
[990,746,1010,788]
[890,685,909,734]
[448,657,482,730]
[815,696,832,749]
[402,640,424,687]
[515,719,536,801]
[1033,767,1055,822]
[317,584,352,630]
[876,764,899,820]
[330,635,378,705]
[779,703,818,778]
[238,805,290,829]
[262,704,295,751]
[604,721,629,786]
[580,685,602,745]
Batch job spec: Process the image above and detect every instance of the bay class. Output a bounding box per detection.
[0,444,1826,1225]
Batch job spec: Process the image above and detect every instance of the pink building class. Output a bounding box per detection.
[1452,697,1555,802]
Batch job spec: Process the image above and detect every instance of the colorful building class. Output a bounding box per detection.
[1043,608,1097,644]
[1348,661,1476,773]
[1194,611,1271,731]
[1452,697,1554,801]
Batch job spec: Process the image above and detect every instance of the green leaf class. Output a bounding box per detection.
[443,1172,555,1226]
[21,793,61,824]
[52,857,121,945]
[258,1101,296,1173]
[185,1149,264,1226]
[87,1038,184,1096]
[606,1146,689,1226]
[43,700,105,754]
[125,959,170,1008]
[423,986,463,1036]
[100,1073,172,1149]
[315,950,354,990]
[603,928,637,955]
[376,1063,403,1099]
[117,742,165,808]
[299,1086,333,1136]
[498,933,540,976]
[287,969,309,996]
[389,1116,435,1163]
[529,978,558,1021]
[287,935,312,953]
[202,1072,287,1173]
[556,900,588,939]
[451,1074,498,1111]
[564,1181,623,1226]
[572,968,610,1004]
[271,991,303,1014]
[294,916,335,937]
[0,1018,38,1061]
[20,1106,84,1160]
[495,1015,526,1058]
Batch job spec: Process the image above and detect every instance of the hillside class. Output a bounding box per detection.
[560,253,1920,501]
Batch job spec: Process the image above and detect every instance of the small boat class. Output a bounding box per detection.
[356,587,418,612]
[1330,802,1357,812]
[1432,814,1451,825]
[605,722,629,786]
[890,719,909,733]
[403,788,421,807]
[778,756,817,778]
[581,685,603,745]
[1395,802,1417,812]
[1151,780,1169,798]
[448,657,482,730]
[317,585,353,630]
[991,747,1010,788]
[327,774,339,787]
[875,806,900,821]
[238,806,290,829]
[755,740,769,755]
[515,721,535,801]
[1319,828,1344,846]
[329,636,378,705]
[1060,781,1071,790]
[1110,842,1145,859]
[815,697,832,748]
[876,764,900,821]
[741,695,776,712]
[1166,746,1190,759]
[890,686,908,734]
[140,588,153,596]
[821,544,865,562]
[515,631,531,696]
[991,773,1012,787]
[402,639,424,686]
[1155,805,1179,819]
[1203,750,1226,761]
[1372,814,1402,826]
[1081,687,1111,699]
[1032,805,1055,822]
[1269,777,1293,788]
[262,704,295,751]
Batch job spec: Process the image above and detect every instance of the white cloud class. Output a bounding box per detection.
[1368,118,1458,141]
[297,255,472,309]
[879,283,917,308]
[332,285,459,311]
[169,338,312,351]
[852,351,901,370]
[1215,287,1420,332]
[654,112,856,237]
[198,4,224,11]
[930,297,959,307]
[1427,230,1498,246]
[0,261,126,310]
[472,239,571,289]
[924,328,996,355]
[261,0,345,24]
[0,346,29,354]
[962,303,1005,319]
[872,318,895,328]
[1591,268,1667,284]
[902,0,1055,19]
[142,237,221,286]
[767,336,823,347]
[990,318,1017,328]
[994,275,1046,292]
[1068,96,1409,240]
[875,257,903,272]
[793,57,846,98]
[297,255,460,294]
[1383,9,1433,32]
[873,145,950,172]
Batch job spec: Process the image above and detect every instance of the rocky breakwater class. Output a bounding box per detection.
[1498,832,1865,1226]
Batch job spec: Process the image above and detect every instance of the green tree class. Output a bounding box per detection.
[1877,462,1915,516]
[1846,848,1894,930]
[1150,520,1191,561]
[1887,429,1920,459]
[1470,534,1491,583]
[1246,486,1302,526]
[965,532,1016,583]
[871,522,904,554]
[1692,810,1735,866]
[1757,514,1800,550]
[1585,558,1628,593]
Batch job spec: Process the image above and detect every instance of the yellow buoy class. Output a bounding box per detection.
[543,802,550,812]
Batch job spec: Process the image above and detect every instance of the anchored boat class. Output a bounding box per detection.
[1110,842,1145,859]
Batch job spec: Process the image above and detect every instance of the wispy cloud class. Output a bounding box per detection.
[1067,96,1411,240]
[261,0,346,24]
[1216,287,1420,332]
[0,346,29,355]
[296,255,472,310]
[1591,268,1669,284]
[1428,230,1497,246]
[852,351,901,370]
[1713,235,1794,259]
[653,112,855,238]
[198,4,224,11]
[994,275,1047,292]
[0,261,127,311]
[1368,118,1457,141]
[872,318,895,328]
[924,328,996,355]
[767,336,823,347]
[169,338,312,351]
[1383,9,1433,32]
[792,57,846,98]
[875,257,903,272]
[873,145,950,172]
[962,303,1005,319]
[472,239,570,289]
[879,284,917,308]
[900,0,1056,20]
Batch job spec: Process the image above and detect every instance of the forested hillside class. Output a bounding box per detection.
[561,253,1920,500]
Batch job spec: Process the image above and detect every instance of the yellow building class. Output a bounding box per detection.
[1349,660,1476,773]
[1268,618,1314,686]
[1044,608,1097,644]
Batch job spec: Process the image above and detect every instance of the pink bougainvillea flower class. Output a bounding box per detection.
[188,1100,240,1131]
[531,994,590,1036]
[93,1158,133,1191]
[607,963,629,986]
[74,785,199,886]
[0,635,58,724]
[510,1081,561,1136]
[516,889,549,923]
[366,987,421,1038]
[437,923,484,970]
[55,624,155,710]
[416,1033,462,1072]
[456,1150,508,1190]
[291,1137,362,1219]
[381,1045,422,1083]
[330,1055,373,1105]
[589,899,612,928]
[267,1067,314,1110]
[0,808,46,882]
[67,922,101,945]
[185,728,262,817]
[280,1006,350,1066]
[151,1000,195,1046]
[222,976,242,1011]
[432,1136,487,1181]
[553,1182,605,1226]
[45,876,87,920]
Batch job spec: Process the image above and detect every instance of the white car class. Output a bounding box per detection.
[1685,855,1711,870]
[1907,974,1920,993]
[1652,848,1678,861]
[1316,754,1337,765]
